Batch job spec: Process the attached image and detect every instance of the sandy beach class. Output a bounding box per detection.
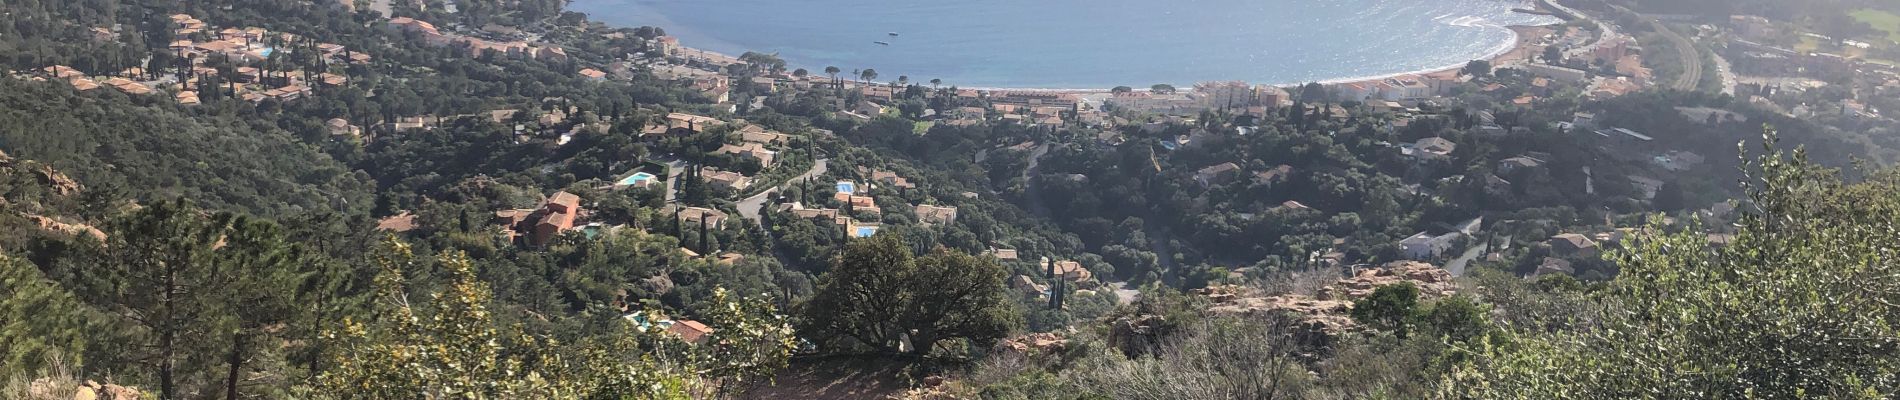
[651,8,1566,94]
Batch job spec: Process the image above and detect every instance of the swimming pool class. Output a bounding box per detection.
[853,226,878,237]
[620,172,657,186]
[836,181,856,194]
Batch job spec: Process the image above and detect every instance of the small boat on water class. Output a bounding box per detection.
[888,32,899,36]
[874,41,890,45]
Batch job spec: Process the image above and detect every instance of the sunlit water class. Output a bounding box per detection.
[569,0,1560,88]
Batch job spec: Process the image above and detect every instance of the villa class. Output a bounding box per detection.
[1194,162,1241,186]
[738,125,789,145]
[1049,260,1092,282]
[716,142,777,167]
[701,168,753,192]
[834,192,879,214]
[678,207,729,229]
[915,205,959,226]
[579,68,607,80]
[1406,137,1457,161]
[1548,233,1599,258]
[492,191,584,246]
[1399,231,1462,260]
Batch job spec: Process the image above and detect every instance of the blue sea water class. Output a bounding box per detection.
[568,0,1560,89]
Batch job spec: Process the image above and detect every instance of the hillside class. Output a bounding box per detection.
[0,0,1898,398]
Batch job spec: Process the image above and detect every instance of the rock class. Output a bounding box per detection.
[639,274,674,295]
[28,215,107,242]
[1193,262,1458,343]
[1108,314,1171,357]
[995,332,1068,357]
[36,164,82,196]
[71,387,97,400]
[27,378,61,399]
[100,384,139,400]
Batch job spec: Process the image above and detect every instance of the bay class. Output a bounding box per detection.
[568,0,1561,89]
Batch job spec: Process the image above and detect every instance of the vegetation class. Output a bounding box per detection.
[0,0,1897,397]
[800,236,1017,356]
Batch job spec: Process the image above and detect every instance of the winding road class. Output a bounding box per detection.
[737,158,829,225]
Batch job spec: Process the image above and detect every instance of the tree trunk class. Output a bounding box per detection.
[159,266,178,400]
[225,332,246,400]
[160,328,176,400]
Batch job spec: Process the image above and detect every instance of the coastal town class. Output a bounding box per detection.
[14,0,1899,336]
[1,0,1899,398]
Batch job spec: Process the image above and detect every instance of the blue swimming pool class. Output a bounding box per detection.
[854,226,878,237]
[620,172,657,186]
[836,181,856,194]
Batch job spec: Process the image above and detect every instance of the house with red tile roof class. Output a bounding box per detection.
[666,319,713,344]
[678,207,729,229]
[718,142,778,167]
[915,205,958,226]
[1050,260,1091,282]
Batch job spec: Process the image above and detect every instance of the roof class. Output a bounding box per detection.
[1254,165,1294,184]
[1550,233,1598,250]
[547,191,581,210]
[680,207,728,224]
[1197,162,1241,177]
[740,129,787,145]
[1501,156,1545,169]
[666,319,713,344]
[915,205,958,224]
[537,210,575,229]
[376,212,418,232]
[1052,260,1092,281]
[990,248,1019,260]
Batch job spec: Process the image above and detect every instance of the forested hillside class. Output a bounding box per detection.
[0,0,1897,398]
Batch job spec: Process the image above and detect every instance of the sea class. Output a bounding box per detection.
[567,0,1562,89]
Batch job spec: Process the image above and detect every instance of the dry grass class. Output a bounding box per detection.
[2,354,79,400]
[1257,265,1344,297]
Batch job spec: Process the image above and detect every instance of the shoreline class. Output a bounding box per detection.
[600,5,1560,94]
[852,22,1549,93]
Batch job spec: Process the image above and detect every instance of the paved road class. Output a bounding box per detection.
[366,0,393,16]
[1546,0,1621,63]
[737,158,829,224]
[1712,51,1738,96]
[1444,243,1489,277]
[1104,281,1139,306]
[1016,143,1053,217]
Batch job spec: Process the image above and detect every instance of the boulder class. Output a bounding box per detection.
[37,165,82,196]
[639,274,675,295]
[995,332,1068,356]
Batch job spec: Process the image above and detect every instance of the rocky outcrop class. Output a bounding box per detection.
[640,274,675,295]
[994,332,1067,357]
[1322,261,1455,300]
[37,164,82,196]
[1199,261,1458,339]
[27,215,106,242]
[24,378,142,400]
[1107,314,1173,357]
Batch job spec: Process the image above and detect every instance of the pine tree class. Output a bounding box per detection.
[79,201,306,400]
[0,255,101,377]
